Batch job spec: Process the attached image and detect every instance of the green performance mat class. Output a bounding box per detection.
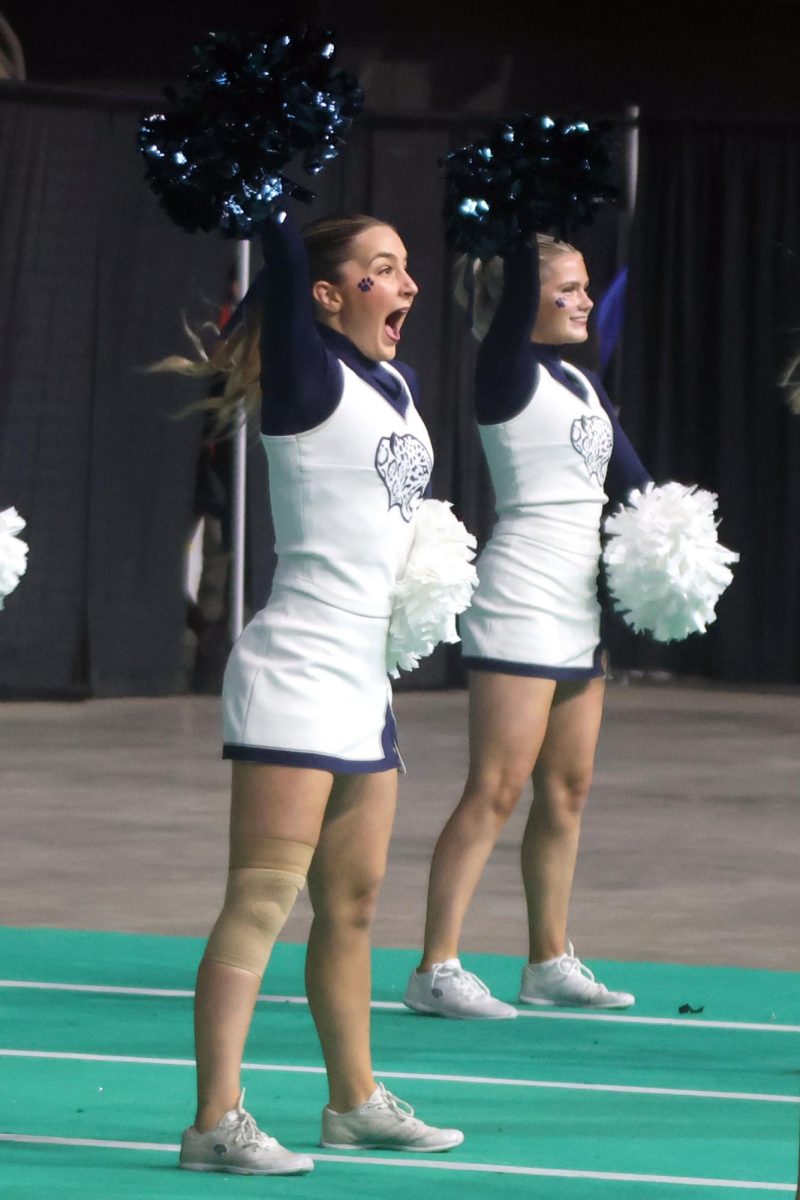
[1,928,798,1199]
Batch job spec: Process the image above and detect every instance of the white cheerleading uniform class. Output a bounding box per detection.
[222,361,433,771]
[460,361,611,677]
[460,243,651,681]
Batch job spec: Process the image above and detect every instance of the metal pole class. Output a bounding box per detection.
[609,104,640,400]
[229,239,251,643]
[623,104,640,219]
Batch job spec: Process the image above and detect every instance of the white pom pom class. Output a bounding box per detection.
[387,499,478,678]
[602,482,739,642]
[0,507,29,609]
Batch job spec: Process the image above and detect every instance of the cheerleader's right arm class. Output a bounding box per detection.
[475,242,540,425]
[258,213,343,435]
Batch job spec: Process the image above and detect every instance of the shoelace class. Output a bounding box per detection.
[559,953,595,980]
[232,1110,277,1150]
[557,953,606,994]
[431,963,489,1000]
[370,1083,416,1122]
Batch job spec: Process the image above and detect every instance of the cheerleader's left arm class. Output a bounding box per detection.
[586,370,652,503]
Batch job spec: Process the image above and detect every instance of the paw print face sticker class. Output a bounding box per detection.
[357,277,374,292]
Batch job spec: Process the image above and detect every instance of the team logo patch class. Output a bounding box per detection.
[570,415,612,485]
[375,432,433,522]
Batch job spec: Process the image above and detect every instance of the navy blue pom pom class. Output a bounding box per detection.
[138,29,364,238]
[443,114,618,258]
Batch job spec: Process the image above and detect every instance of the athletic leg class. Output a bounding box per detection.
[521,676,606,964]
[518,675,633,1007]
[193,762,331,1132]
[306,769,462,1151]
[418,671,556,970]
[304,769,398,1113]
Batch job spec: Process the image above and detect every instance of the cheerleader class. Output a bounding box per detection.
[405,235,650,1019]
[170,210,465,1173]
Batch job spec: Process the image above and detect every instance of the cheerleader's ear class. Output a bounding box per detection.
[311,280,344,315]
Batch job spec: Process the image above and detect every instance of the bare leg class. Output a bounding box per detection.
[193,960,262,1132]
[522,676,606,964]
[305,770,397,1113]
[193,762,332,1132]
[418,672,556,970]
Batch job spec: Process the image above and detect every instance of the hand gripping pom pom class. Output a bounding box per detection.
[0,507,29,610]
[602,483,739,642]
[442,113,618,259]
[138,29,364,237]
[386,500,478,678]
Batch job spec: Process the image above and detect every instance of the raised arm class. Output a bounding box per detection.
[258,213,343,435]
[474,242,540,425]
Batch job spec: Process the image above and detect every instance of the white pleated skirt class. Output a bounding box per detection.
[222,585,401,773]
[459,529,605,680]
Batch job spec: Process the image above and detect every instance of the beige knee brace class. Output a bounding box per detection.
[203,838,315,979]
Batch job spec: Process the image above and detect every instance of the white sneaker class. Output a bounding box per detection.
[519,942,635,1009]
[404,958,518,1020]
[321,1083,463,1151]
[179,1089,314,1175]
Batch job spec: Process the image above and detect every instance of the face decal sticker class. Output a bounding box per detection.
[357,277,375,292]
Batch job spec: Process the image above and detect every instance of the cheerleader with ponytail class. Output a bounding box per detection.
[404,115,737,1021]
[141,29,470,1174]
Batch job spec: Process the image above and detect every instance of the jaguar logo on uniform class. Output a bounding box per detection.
[570,415,612,485]
[375,432,433,522]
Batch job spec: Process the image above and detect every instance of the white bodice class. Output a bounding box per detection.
[264,362,434,617]
[478,361,613,553]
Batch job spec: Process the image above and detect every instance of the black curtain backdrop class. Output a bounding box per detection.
[0,87,230,696]
[3,91,797,695]
[616,116,800,684]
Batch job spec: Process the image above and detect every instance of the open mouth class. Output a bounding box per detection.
[384,307,409,344]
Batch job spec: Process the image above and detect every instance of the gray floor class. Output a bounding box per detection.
[2,677,798,972]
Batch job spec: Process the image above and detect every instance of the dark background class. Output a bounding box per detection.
[6,0,800,117]
[2,1,800,695]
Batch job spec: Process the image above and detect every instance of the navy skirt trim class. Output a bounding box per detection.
[462,645,605,682]
[222,743,401,774]
[223,703,403,776]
